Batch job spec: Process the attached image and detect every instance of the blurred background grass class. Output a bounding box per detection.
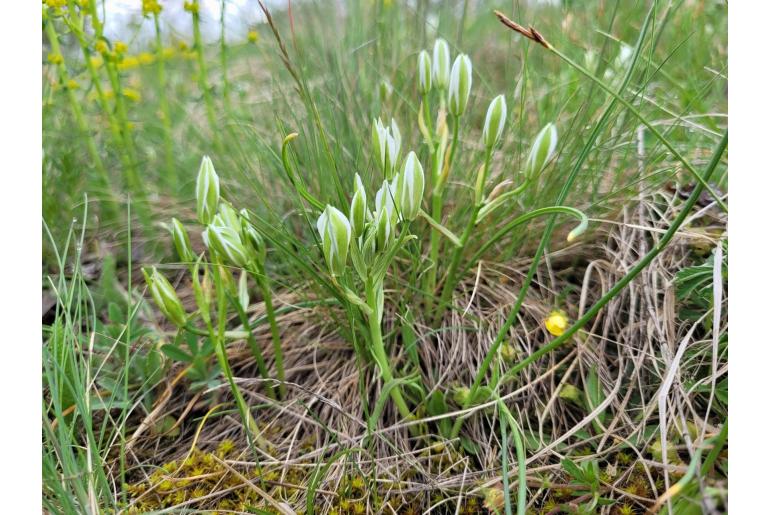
[42,0,727,269]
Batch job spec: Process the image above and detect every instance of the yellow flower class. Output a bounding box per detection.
[45,0,67,8]
[176,40,189,51]
[247,30,259,43]
[162,47,176,59]
[66,79,79,89]
[544,310,569,337]
[89,55,104,69]
[47,53,63,65]
[142,0,162,16]
[138,52,155,65]
[95,40,108,54]
[117,55,139,70]
[122,88,141,102]
[183,1,199,14]
[114,41,128,54]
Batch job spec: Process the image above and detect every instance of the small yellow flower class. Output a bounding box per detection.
[162,47,175,59]
[47,53,63,65]
[137,52,155,65]
[122,88,141,102]
[183,1,199,14]
[66,79,79,89]
[78,0,91,9]
[176,40,189,51]
[45,0,67,8]
[114,41,128,54]
[544,310,569,337]
[117,55,139,70]
[89,55,104,69]
[142,0,162,16]
[95,40,108,54]
[247,30,259,43]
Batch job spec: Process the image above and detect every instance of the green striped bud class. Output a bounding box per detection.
[239,209,266,265]
[448,54,472,116]
[374,202,393,251]
[349,173,368,238]
[372,118,401,179]
[316,205,352,276]
[374,179,396,223]
[482,94,507,149]
[524,123,558,181]
[207,217,250,268]
[418,50,432,94]
[170,218,195,263]
[195,155,219,225]
[395,151,425,221]
[432,38,451,90]
[143,266,187,327]
[218,201,241,232]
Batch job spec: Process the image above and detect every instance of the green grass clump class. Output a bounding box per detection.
[42,0,727,513]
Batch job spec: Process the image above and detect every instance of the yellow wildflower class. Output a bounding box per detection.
[66,79,79,89]
[45,0,67,8]
[183,1,199,14]
[176,40,189,51]
[138,52,155,65]
[89,55,104,69]
[142,0,162,16]
[114,41,128,54]
[247,30,259,43]
[47,52,64,65]
[544,309,569,337]
[117,55,139,70]
[122,88,141,102]
[95,40,108,54]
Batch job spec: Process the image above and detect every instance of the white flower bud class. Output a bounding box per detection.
[395,151,425,221]
[143,266,187,327]
[207,218,250,268]
[418,50,432,94]
[170,218,195,263]
[374,202,393,251]
[525,123,558,180]
[374,179,396,222]
[448,54,472,116]
[482,94,507,149]
[316,205,351,276]
[195,155,219,225]
[432,38,451,90]
[349,173,368,238]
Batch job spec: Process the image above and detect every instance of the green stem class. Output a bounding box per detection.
[365,277,412,423]
[252,263,287,399]
[44,17,117,219]
[210,262,258,442]
[153,12,175,190]
[191,2,223,153]
[499,400,527,515]
[435,148,492,319]
[227,291,277,400]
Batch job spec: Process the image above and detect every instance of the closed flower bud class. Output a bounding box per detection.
[432,38,451,90]
[418,50,432,94]
[316,205,352,276]
[143,267,187,327]
[448,54,472,116]
[374,179,396,222]
[482,94,507,149]
[374,204,393,251]
[395,151,425,221]
[349,173,368,238]
[207,219,250,268]
[372,118,401,178]
[218,201,241,231]
[196,155,219,225]
[239,210,266,264]
[525,123,558,180]
[170,218,195,263]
